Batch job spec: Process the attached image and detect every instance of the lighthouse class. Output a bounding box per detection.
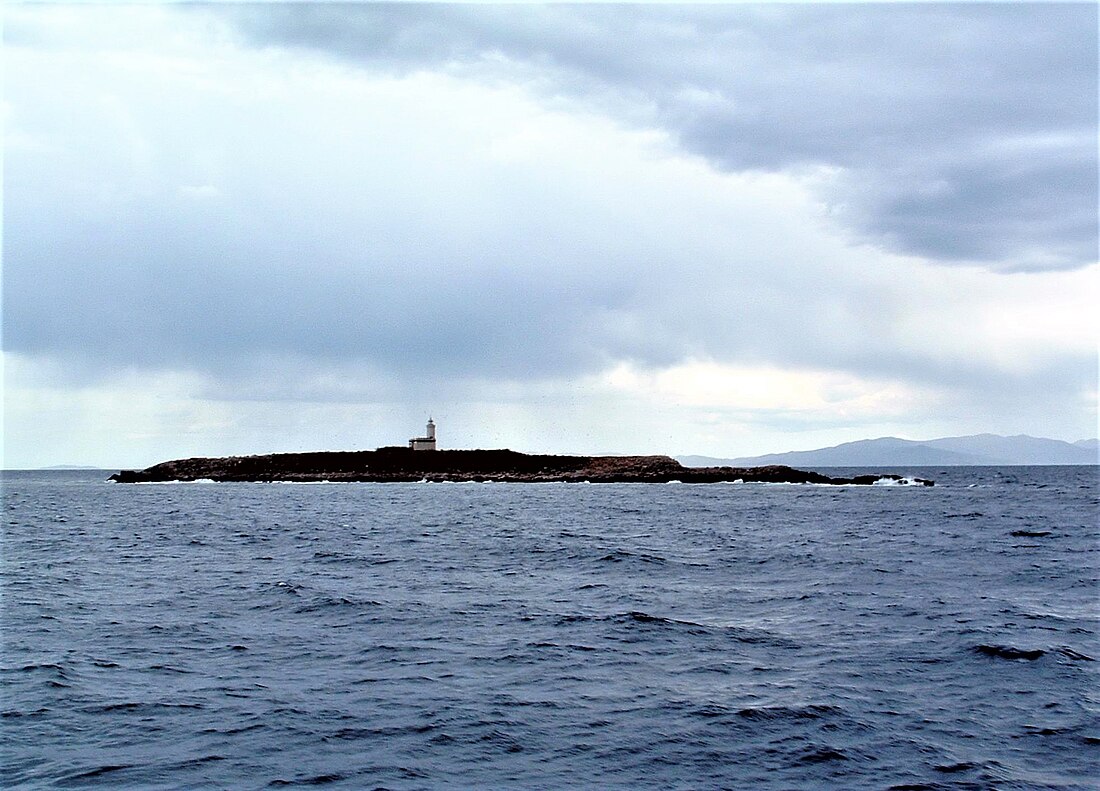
[409,418,437,451]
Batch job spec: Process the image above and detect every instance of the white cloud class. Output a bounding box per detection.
[2,4,1096,467]
[601,361,932,417]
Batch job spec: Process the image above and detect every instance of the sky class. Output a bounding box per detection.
[2,1,1097,468]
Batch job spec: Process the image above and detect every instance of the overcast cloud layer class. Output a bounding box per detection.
[3,3,1097,467]
[233,2,1098,271]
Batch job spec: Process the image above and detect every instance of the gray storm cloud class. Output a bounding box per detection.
[2,3,1095,414]
[227,2,1098,272]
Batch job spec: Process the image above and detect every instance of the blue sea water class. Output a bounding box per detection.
[2,466,1098,790]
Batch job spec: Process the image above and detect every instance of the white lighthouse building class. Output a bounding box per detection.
[409,418,437,451]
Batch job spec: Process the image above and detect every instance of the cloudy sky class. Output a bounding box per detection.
[3,2,1097,468]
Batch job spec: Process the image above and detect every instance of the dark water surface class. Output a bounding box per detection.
[3,467,1098,789]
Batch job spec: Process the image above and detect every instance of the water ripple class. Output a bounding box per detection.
[2,467,1097,789]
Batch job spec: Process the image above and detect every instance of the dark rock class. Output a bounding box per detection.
[108,448,932,486]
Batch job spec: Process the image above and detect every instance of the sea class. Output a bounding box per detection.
[2,466,1097,790]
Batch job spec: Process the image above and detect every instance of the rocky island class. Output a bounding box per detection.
[109,447,932,485]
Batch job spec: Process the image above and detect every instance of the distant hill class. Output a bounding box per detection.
[679,434,1099,467]
[37,465,109,470]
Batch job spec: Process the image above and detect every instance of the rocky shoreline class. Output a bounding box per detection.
[109,448,933,486]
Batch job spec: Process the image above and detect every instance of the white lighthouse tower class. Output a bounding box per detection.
[409,418,437,451]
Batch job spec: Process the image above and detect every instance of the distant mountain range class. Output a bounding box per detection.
[37,465,108,470]
[679,434,1099,467]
